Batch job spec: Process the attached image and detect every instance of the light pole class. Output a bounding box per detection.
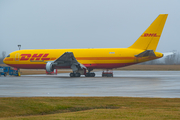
[18,45,21,50]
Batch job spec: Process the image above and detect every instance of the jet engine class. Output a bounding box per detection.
[46,62,54,73]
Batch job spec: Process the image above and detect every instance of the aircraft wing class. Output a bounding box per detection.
[51,52,86,71]
[54,52,77,66]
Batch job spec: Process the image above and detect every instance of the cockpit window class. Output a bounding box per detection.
[6,55,10,57]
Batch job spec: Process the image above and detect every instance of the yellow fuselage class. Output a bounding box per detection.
[3,48,163,69]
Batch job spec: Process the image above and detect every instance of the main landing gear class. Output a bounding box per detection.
[102,70,113,77]
[70,72,81,77]
[69,69,113,77]
[69,69,95,77]
[85,72,95,77]
[69,69,114,77]
[85,69,95,77]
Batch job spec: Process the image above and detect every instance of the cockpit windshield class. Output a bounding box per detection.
[6,55,10,57]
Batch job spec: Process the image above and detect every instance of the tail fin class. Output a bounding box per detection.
[129,14,168,51]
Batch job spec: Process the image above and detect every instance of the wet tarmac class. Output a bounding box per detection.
[0,71,180,98]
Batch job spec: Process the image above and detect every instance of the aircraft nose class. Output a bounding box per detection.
[3,58,7,64]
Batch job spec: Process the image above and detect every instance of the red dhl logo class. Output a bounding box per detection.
[141,33,160,37]
[20,54,50,61]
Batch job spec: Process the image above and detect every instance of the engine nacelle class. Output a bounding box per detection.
[46,62,54,73]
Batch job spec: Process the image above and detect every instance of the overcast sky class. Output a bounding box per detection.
[0,0,180,57]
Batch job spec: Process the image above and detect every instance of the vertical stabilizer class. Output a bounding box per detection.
[129,14,168,51]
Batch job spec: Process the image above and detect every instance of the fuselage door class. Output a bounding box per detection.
[15,53,20,61]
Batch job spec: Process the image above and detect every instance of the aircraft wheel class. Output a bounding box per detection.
[70,73,81,77]
[75,73,81,77]
[85,73,89,77]
[85,73,95,77]
[90,73,95,77]
[70,73,74,77]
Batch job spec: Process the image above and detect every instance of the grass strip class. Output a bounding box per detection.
[0,97,180,119]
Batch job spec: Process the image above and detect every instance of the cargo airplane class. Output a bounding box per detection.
[3,14,168,77]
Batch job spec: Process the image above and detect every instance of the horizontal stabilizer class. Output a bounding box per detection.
[135,50,156,57]
[163,51,176,57]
